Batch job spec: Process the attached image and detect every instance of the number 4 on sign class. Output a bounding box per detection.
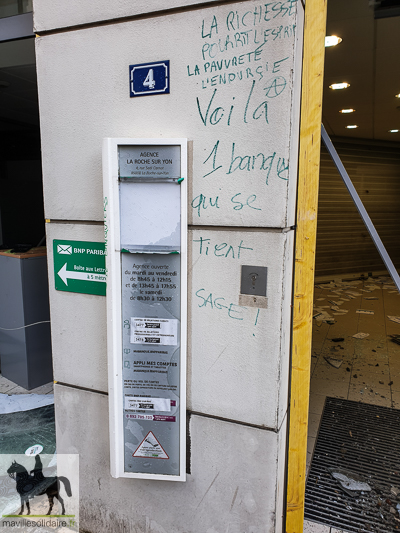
[143,69,155,89]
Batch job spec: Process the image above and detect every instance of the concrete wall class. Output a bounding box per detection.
[35,0,304,531]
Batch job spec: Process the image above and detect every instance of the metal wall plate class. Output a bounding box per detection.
[240,265,268,296]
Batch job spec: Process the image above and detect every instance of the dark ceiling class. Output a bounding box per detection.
[323,0,400,142]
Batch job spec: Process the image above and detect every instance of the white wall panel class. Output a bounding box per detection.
[55,384,285,533]
[46,223,108,392]
[47,223,294,425]
[189,228,293,428]
[34,0,223,32]
[35,0,305,525]
[36,1,303,227]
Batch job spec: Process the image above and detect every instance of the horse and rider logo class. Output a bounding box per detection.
[7,455,72,516]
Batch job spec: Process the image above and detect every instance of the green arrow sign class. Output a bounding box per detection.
[53,239,106,296]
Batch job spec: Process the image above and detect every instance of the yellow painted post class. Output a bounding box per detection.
[286,0,327,532]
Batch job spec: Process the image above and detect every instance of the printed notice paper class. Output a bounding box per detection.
[130,317,178,345]
[124,397,171,412]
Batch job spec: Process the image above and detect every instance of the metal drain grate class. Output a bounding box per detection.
[305,397,400,532]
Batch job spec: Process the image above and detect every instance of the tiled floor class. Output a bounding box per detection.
[0,374,53,395]
[304,276,400,533]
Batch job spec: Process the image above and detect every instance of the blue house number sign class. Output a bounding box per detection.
[129,61,170,97]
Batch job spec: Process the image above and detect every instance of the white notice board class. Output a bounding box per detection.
[103,138,187,481]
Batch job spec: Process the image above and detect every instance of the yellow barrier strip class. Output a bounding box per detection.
[286,0,327,531]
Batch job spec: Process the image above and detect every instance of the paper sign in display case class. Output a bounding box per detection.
[103,138,187,481]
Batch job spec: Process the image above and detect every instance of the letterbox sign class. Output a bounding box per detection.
[53,239,106,296]
[103,138,187,481]
[129,61,170,97]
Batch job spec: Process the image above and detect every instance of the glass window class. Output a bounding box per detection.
[0,0,33,19]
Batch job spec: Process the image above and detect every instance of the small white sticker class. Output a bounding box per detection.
[125,397,171,412]
[133,431,169,459]
[130,317,178,346]
[25,444,43,456]
[352,332,370,339]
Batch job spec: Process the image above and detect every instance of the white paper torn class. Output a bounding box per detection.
[324,356,343,369]
[388,316,400,324]
[356,310,374,315]
[0,393,54,414]
[313,307,334,322]
[353,332,370,339]
[330,470,371,492]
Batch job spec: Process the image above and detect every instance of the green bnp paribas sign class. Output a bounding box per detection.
[53,240,106,296]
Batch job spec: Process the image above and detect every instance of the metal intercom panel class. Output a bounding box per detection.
[103,138,187,481]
